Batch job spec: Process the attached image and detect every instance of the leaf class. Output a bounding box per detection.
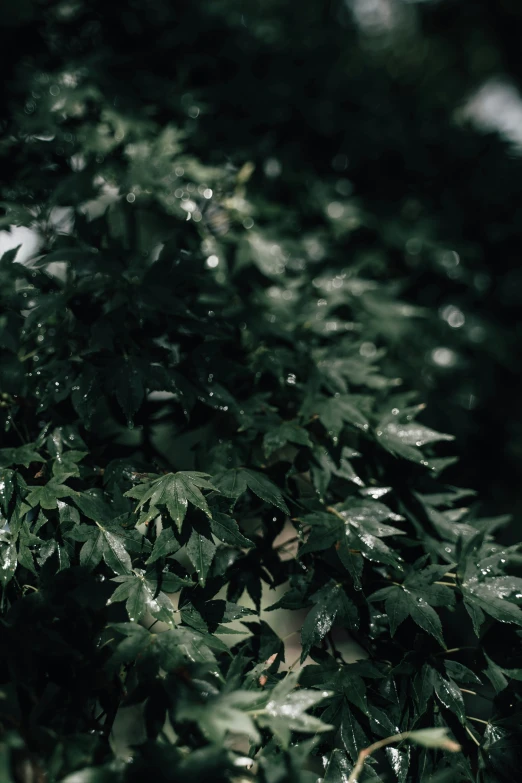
[210,512,253,548]
[263,421,312,458]
[186,528,216,586]
[78,523,132,574]
[73,492,113,523]
[178,691,261,744]
[108,574,175,623]
[333,499,405,567]
[462,577,522,628]
[483,653,508,694]
[444,660,482,686]
[109,358,145,425]
[0,540,17,586]
[241,469,289,513]
[315,395,370,437]
[145,527,181,564]
[413,664,434,718]
[301,582,358,662]
[213,469,248,499]
[340,703,369,761]
[376,407,454,466]
[430,669,466,724]
[257,671,333,748]
[25,479,75,510]
[0,444,44,469]
[370,577,446,647]
[408,727,461,751]
[336,538,364,589]
[324,749,353,783]
[125,471,216,529]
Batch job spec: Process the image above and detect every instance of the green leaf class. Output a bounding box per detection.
[0,444,44,469]
[125,471,216,529]
[108,574,174,623]
[79,523,132,574]
[186,528,216,586]
[315,395,370,437]
[462,577,522,627]
[25,479,75,510]
[370,578,446,647]
[73,492,113,523]
[210,512,253,548]
[324,749,353,783]
[257,671,333,748]
[213,469,248,499]
[430,669,466,723]
[376,407,454,466]
[0,540,17,586]
[413,664,434,717]
[336,538,364,589]
[241,469,289,513]
[408,727,460,750]
[301,582,358,662]
[178,691,261,744]
[109,358,145,425]
[340,703,369,761]
[333,499,405,567]
[263,421,312,458]
[145,527,181,564]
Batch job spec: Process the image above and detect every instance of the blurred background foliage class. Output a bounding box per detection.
[2,0,522,539]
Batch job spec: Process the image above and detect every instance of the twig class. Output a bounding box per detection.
[437,646,476,657]
[464,725,481,747]
[467,715,489,726]
[347,731,461,783]
[434,581,457,587]
[287,654,302,672]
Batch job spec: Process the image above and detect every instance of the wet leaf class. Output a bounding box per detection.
[125,471,216,529]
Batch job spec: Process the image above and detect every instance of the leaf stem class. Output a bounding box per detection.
[347,731,461,783]
[437,646,476,656]
[466,715,489,726]
[464,725,481,747]
[433,581,457,587]
[326,505,345,521]
[287,654,302,672]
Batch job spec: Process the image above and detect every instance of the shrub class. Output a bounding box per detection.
[1,3,521,782]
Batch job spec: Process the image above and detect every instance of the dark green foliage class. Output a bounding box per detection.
[0,2,522,782]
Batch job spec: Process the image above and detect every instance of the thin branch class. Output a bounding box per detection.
[437,646,477,657]
[465,725,481,747]
[347,731,461,783]
[467,715,489,726]
[287,654,302,672]
[434,581,457,587]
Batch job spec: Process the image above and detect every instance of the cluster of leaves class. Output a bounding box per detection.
[1,1,522,782]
